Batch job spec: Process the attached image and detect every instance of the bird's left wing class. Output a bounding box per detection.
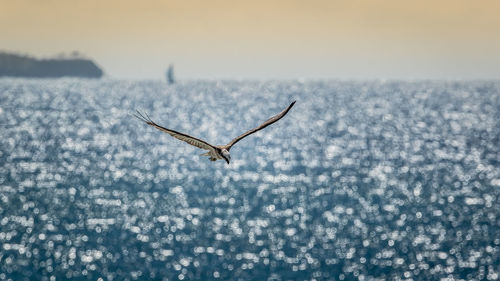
[134,110,217,151]
[224,101,296,150]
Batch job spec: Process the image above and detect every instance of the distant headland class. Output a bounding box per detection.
[0,51,103,78]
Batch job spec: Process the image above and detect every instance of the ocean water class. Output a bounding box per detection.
[0,79,499,281]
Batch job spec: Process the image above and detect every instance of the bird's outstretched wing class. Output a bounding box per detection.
[224,101,296,150]
[134,110,217,151]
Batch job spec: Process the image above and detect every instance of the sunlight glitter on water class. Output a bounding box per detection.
[0,79,499,280]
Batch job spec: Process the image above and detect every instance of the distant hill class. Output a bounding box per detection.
[0,52,103,78]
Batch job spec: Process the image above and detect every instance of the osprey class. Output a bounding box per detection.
[134,101,296,164]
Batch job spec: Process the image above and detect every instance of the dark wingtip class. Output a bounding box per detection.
[133,109,154,125]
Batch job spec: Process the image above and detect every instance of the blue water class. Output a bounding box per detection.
[0,79,499,280]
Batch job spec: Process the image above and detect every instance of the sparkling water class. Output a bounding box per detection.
[0,79,499,280]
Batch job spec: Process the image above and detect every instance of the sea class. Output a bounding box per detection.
[0,79,499,280]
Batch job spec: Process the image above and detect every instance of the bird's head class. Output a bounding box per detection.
[221,149,231,164]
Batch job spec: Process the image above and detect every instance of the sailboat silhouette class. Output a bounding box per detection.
[166,64,175,84]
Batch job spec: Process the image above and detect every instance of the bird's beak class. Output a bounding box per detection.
[225,158,230,164]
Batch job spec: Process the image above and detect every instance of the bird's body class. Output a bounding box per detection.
[200,149,228,162]
[134,101,295,164]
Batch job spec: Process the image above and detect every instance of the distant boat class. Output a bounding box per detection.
[166,64,175,84]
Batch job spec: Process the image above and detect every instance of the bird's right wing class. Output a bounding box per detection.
[134,110,217,151]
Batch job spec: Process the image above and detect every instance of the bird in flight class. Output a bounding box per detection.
[134,101,296,164]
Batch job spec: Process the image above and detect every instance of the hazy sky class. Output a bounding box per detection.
[1,0,499,80]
